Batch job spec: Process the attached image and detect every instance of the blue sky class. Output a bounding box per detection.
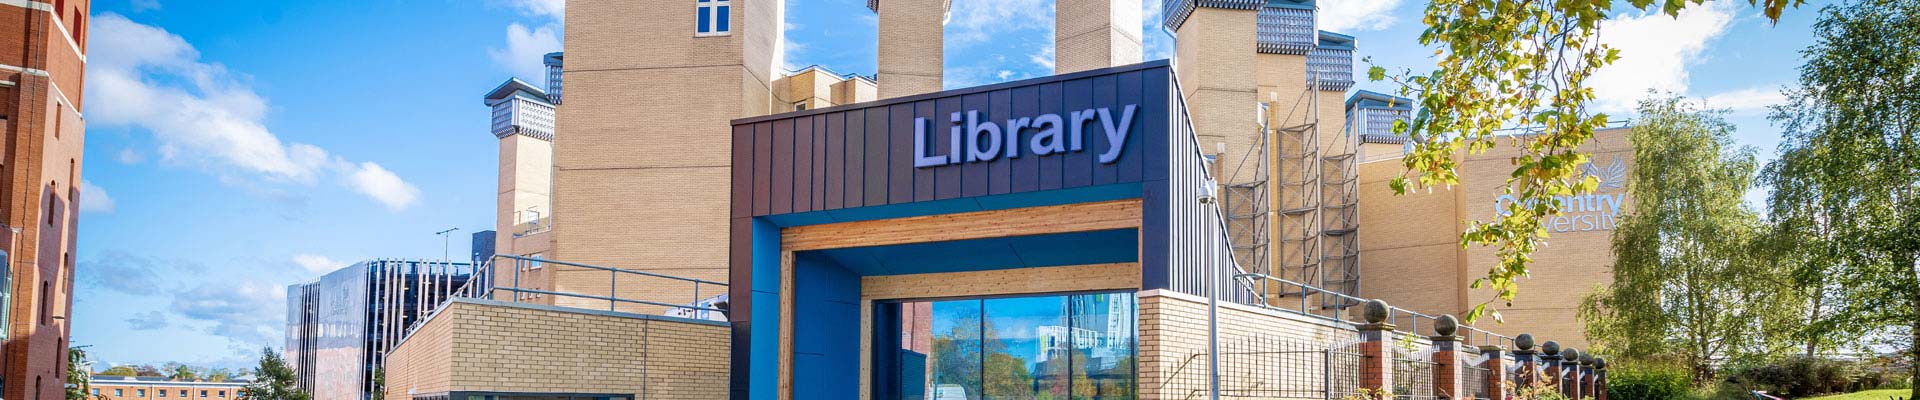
[74,0,1823,370]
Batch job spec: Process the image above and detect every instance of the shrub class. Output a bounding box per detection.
[1610,365,1693,400]
[1721,356,1864,397]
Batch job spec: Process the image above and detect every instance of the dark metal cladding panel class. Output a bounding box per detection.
[771,118,795,215]
[987,89,1014,195]
[960,92,993,198]
[728,217,754,317]
[1037,81,1065,191]
[929,97,960,201]
[863,106,890,206]
[1009,85,1041,193]
[847,109,869,209]
[1092,74,1120,186]
[1062,77,1096,189]
[1116,71,1146,183]
[824,112,846,210]
[794,116,816,213]
[1141,182,1169,290]
[1144,71,1172,181]
[731,125,753,218]
[889,102,920,205]
[753,122,773,216]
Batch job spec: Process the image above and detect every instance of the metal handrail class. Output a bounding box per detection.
[1233,272,1517,349]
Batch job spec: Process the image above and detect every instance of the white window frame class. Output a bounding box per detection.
[695,0,731,37]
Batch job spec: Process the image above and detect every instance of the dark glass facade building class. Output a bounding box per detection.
[285,260,475,400]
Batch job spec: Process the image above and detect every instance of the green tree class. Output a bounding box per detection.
[1577,94,1788,385]
[1763,0,1920,396]
[206,368,234,383]
[68,346,104,400]
[1370,0,1805,323]
[244,347,310,400]
[98,366,139,377]
[166,363,199,381]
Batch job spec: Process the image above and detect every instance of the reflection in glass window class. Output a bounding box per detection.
[877,292,1136,399]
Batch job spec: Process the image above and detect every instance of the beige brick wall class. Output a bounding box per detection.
[1139,290,1362,400]
[1175,7,1259,186]
[1055,0,1143,74]
[876,0,944,98]
[1354,128,1636,348]
[385,299,731,400]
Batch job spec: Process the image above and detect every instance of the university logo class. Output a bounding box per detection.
[1583,157,1627,190]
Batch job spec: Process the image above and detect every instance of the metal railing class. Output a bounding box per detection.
[1392,347,1436,400]
[1167,337,1364,400]
[446,254,728,315]
[1233,273,1518,350]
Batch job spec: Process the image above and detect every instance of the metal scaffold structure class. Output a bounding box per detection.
[1221,72,1360,309]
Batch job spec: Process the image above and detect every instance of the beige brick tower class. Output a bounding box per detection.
[873,0,946,98]
[552,0,782,310]
[484,79,557,299]
[1055,0,1145,73]
[1167,1,1261,180]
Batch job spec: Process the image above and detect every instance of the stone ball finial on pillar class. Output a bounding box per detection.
[1541,340,1561,356]
[1580,353,1596,366]
[1363,299,1390,324]
[1561,348,1580,362]
[1595,357,1608,370]
[1516,334,1536,351]
[1434,314,1459,337]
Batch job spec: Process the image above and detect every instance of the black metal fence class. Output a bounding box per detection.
[1167,336,1364,400]
[1392,346,1436,400]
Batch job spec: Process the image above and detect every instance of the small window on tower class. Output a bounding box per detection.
[793,101,809,111]
[696,0,731,36]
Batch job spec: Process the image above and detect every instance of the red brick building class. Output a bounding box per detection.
[0,0,88,399]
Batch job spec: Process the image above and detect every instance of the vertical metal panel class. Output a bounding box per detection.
[1062,77,1096,189]
[1143,71,1171,181]
[929,97,960,201]
[732,125,753,218]
[1117,71,1146,183]
[864,107,890,206]
[1009,85,1042,193]
[889,102,920,204]
[754,122,773,216]
[845,109,867,209]
[794,116,816,213]
[988,89,1014,195]
[813,116,829,210]
[960,92,993,198]
[1092,74,1121,186]
[918,99,948,202]
[1037,81,1065,191]
[772,118,794,215]
[824,112,845,210]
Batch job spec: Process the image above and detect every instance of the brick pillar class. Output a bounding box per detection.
[1481,346,1509,398]
[874,0,945,99]
[1513,334,1538,390]
[1560,348,1582,399]
[1430,315,1464,400]
[1540,341,1563,395]
[1358,300,1396,398]
[1580,356,1597,400]
[1595,358,1610,400]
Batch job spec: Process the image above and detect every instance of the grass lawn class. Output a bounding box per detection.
[1806,389,1914,400]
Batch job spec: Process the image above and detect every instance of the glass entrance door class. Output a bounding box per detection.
[872,292,1137,400]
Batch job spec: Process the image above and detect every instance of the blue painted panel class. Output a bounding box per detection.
[762,183,1143,228]
[792,255,861,399]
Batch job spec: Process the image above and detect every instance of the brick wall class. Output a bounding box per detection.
[1139,289,1361,399]
[384,299,730,400]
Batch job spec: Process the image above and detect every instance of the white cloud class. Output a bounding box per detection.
[86,14,420,211]
[117,148,144,164]
[1591,1,1736,112]
[170,280,285,347]
[504,0,565,21]
[80,251,170,296]
[489,22,563,83]
[79,180,115,213]
[127,311,169,330]
[1318,0,1402,32]
[1703,86,1786,112]
[291,254,347,275]
[348,162,420,211]
[1030,46,1055,70]
[947,0,1053,44]
[997,70,1015,80]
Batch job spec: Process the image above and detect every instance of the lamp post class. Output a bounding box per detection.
[435,227,460,262]
[1199,180,1220,400]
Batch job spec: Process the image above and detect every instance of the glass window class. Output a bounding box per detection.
[158,389,166,397]
[201,390,208,397]
[219,391,226,398]
[876,292,1136,399]
[138,389,146,397]
[91,389,99,395]
[116,389,124,397]
[696,0,731,36]
[180,390,188,397]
